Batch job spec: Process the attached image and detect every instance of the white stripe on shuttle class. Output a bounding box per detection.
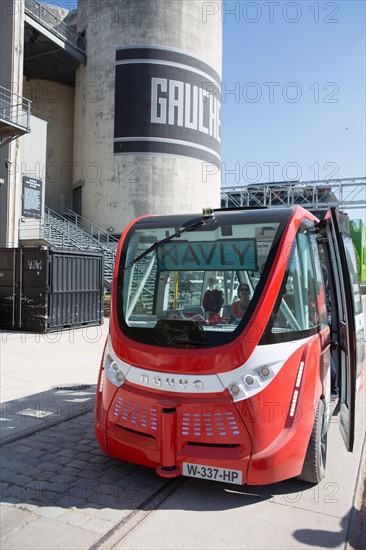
[107,336,310,397]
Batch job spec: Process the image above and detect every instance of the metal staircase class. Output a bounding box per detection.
[24,0,86,60]
[129,256,157,314]
[19,207,119,289]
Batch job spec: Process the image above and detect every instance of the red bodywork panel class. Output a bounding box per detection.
[95,207,329,484]
[94,334,325,484]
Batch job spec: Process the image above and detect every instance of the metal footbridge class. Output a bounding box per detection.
[220,177,366,212]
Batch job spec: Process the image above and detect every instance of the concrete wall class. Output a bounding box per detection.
[20,114,47,201]
[0,0,25,247]
[74,0,222,233]
[23,79,75,208]
[18,115,48,242]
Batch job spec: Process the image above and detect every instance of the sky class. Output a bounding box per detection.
[42,0,365,221]
[220,0,366,223]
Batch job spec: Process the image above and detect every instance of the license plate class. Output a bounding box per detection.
[182,462,242,485]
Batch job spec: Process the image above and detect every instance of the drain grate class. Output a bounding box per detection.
[53,384,91,391]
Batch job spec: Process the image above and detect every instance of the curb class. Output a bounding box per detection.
[345,434,366,549]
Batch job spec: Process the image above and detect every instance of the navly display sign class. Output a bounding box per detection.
[157,240,257,271]
[114,46,221,164]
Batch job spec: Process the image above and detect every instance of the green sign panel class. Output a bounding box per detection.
[157,240,257,271]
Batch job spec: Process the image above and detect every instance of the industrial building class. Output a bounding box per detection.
[1,0,365,296]
[0,0,222,272]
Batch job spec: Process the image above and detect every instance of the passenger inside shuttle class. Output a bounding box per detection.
[231,284,251,319]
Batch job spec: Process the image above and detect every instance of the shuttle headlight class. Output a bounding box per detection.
[224,361,279,402]
[229,383,242,396]
[116,371,125,383]
[104,344,130,388]
[98,369,105,393]
[288,361,305,419]
[244,375,255,386]
[259,366,271,378]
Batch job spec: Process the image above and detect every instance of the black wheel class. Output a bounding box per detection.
[297,399,327,484]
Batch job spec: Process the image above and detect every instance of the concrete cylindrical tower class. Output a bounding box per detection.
[74,0,222,233]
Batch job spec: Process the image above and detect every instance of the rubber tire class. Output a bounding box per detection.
[298,399,327,484]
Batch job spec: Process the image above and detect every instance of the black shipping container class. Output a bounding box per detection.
[0,248,104,332]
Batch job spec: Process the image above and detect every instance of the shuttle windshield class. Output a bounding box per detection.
[116,210,322,348]
[116,211,288,348]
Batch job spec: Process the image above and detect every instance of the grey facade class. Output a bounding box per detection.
[0,0,222,246]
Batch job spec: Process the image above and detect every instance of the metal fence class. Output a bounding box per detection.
[0,85,31,133]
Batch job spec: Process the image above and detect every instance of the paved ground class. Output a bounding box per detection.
[0,317,365,549]
[0,321,176,549]
[0,323,107,403]
[1,410,170,549]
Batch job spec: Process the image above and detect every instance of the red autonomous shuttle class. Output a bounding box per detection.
[95,206,364,485]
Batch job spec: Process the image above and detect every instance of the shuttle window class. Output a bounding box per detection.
[262,228,322,343]
[342,235,362,316]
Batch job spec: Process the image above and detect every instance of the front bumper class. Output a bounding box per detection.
[100,383,252,482]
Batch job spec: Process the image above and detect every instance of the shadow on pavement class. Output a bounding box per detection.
[1,403,324,514]
[0,386,97,445]
[293,504,364,549]
[1,409,169,511]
